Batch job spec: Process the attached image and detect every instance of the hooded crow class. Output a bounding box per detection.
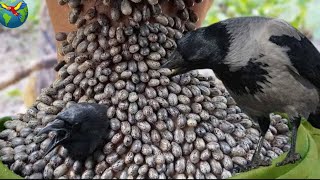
[38,102,109,160]
[162,16,320,171]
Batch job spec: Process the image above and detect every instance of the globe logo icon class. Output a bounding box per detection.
[0,0,28,28]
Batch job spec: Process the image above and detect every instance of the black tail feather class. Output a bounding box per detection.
[307,113,320,129]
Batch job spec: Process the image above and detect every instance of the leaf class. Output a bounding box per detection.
[0,116,12,131]
[0,162,22,179]
[203,0,314,33]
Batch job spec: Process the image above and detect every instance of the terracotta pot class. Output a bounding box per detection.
[46,0,214,33]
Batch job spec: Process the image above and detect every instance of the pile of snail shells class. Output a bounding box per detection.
[0,0,291,179]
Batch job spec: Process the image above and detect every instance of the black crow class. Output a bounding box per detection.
[162,16,320,171]
[38,102,109,160]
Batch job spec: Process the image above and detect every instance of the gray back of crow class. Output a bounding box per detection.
[216,17,320,119]
[269,32,320,90]
[223,16,320,90]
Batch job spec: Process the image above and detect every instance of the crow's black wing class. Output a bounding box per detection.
[269,34,320,89]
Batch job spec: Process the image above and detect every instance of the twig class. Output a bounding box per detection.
[0,54,57,91]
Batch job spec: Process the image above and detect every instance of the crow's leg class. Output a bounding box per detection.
[276,116,302,166]
[249,117,272,167]
[236,117,272,172]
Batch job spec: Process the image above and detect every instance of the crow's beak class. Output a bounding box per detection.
[161,50,183,69]
[161,60,173,69]
[161,62,180,77]
[169,67,186,77]
[161,51,188,77]
[37,119,66,135]
[38,119,70,156]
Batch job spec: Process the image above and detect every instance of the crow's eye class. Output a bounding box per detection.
[73,123,81,131]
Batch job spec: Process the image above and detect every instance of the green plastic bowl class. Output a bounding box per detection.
[1,118,319,179]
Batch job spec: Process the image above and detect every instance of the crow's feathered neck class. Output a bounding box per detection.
[213,59,270,95]
[204,21,232,64]
[205,22,271,95]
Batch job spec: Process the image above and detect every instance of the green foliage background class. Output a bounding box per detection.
[203,0,320,39]
[24,0,41,25]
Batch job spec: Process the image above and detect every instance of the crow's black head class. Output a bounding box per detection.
[38,103,109,160]
[161,22,231,77]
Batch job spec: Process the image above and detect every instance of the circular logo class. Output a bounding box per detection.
[0,0,28,28]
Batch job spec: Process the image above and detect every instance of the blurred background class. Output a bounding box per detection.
[0,0,319,117]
